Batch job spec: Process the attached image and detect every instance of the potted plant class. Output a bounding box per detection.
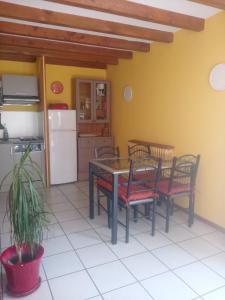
[0,145,48,297]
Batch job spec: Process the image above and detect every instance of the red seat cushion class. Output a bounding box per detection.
[157,179,191,196]
[97,178,113,192]
[97,175,128,192]
[118,185,157,206]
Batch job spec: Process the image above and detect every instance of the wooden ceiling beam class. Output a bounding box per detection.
[45,57,107,69]
[0,21,150,53]
[0,34,132,59]
[50,0,204,31]
[0,52,36,63]
[0,2,173,42]
[0,45,118,65]
[191,0,225,9]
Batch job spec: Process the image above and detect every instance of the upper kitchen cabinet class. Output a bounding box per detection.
[76,79,110,123]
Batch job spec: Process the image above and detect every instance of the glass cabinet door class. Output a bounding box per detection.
[94,81,110,122]
[76,80,93,122]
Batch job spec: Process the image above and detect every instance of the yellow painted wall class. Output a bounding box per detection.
[0,60,39,111]
[45,64,106,109]
[107,12,225,228]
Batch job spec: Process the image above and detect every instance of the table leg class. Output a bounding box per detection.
[89,162,94,219]
[111,173,118,244]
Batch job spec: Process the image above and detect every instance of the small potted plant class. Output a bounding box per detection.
[0,145,48,297]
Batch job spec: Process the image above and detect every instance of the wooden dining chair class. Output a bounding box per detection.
[157,154,200,232]
[97,156,162,242]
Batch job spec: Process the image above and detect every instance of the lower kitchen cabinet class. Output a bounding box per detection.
[0,144,14,190]
[77,136,113,180]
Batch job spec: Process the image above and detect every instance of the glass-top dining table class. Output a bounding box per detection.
[88,157,171,244]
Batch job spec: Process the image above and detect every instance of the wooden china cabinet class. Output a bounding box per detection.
[75,79,113,180]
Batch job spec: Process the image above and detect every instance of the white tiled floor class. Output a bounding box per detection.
[1,182,225,300]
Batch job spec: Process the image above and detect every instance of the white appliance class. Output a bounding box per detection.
[48,110,77,184]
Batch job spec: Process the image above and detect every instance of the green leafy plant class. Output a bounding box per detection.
[0,145,48,264]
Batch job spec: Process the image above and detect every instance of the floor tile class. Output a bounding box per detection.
[0,220,11,234]
[3,281,53,300]
[122,251,168,280]
[94,226,125,242]
[43,251,83,279]
[70,196,89,209]
[202,231,225,251]
[152,244,196,269]
[202,252,225,278]
[202,286,225,300]
[40,263,47,281]
[160,224,195,243]
[47,214,58,225]
[182,220,216,236]
[141,271,197,300]
[171,210,189,224]
[88,261,136,294]
[42,236,73,257]
[178,237,221,259]
[68,229,102,249]
[0,232,11,249]
[59,183,80,194]
[174,262,225,295]
[54,209,81,222]
[129,219,153,235]
[134,231,172,251]
[103,282,153,300]
[48,202,75,213]
[77,243,117,268]
[87,213,109,229]
[45,193,68,204]
[43,223,64,240]
[49,270,99,300]
[60,218,91,234]
[107,237,146,259]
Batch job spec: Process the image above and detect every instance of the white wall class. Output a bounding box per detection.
[1,111,43,138]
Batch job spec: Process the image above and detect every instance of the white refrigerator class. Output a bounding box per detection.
[48,110,77,184]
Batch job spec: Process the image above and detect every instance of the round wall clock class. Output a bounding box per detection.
[123,86,133,102]
[51,81,64,94]
[209,64,225,91]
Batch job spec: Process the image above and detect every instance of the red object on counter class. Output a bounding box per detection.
[48,103,68,109]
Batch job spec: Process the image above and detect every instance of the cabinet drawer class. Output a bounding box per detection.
[93,137,113,147]
[78,138,93,148]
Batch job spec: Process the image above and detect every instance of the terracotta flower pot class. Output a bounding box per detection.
[1,244,44,297]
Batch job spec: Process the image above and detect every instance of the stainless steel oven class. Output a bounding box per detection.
[13,138,45,182]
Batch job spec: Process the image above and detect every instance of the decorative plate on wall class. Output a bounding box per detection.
[209,64,225,91]
[51,81,64,94]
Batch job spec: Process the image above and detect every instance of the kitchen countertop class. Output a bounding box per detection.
[0,138,44,144]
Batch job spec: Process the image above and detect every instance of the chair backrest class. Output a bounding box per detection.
[126,156,162,198]
[128,144,151,159]
[95,145,120,159]
[166,154,200,192]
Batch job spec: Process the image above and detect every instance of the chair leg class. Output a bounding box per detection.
[151,200,156,236]
[133,205,138,222]
[107,197,111,228]
[165,197,170,233]
[126,206,130,243]
[170,198,174,216]
[97,187,101,216]
[188,193,195,226]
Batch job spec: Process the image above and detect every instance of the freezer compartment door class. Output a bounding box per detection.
[49,131,77,184]
[48,110,76,131]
